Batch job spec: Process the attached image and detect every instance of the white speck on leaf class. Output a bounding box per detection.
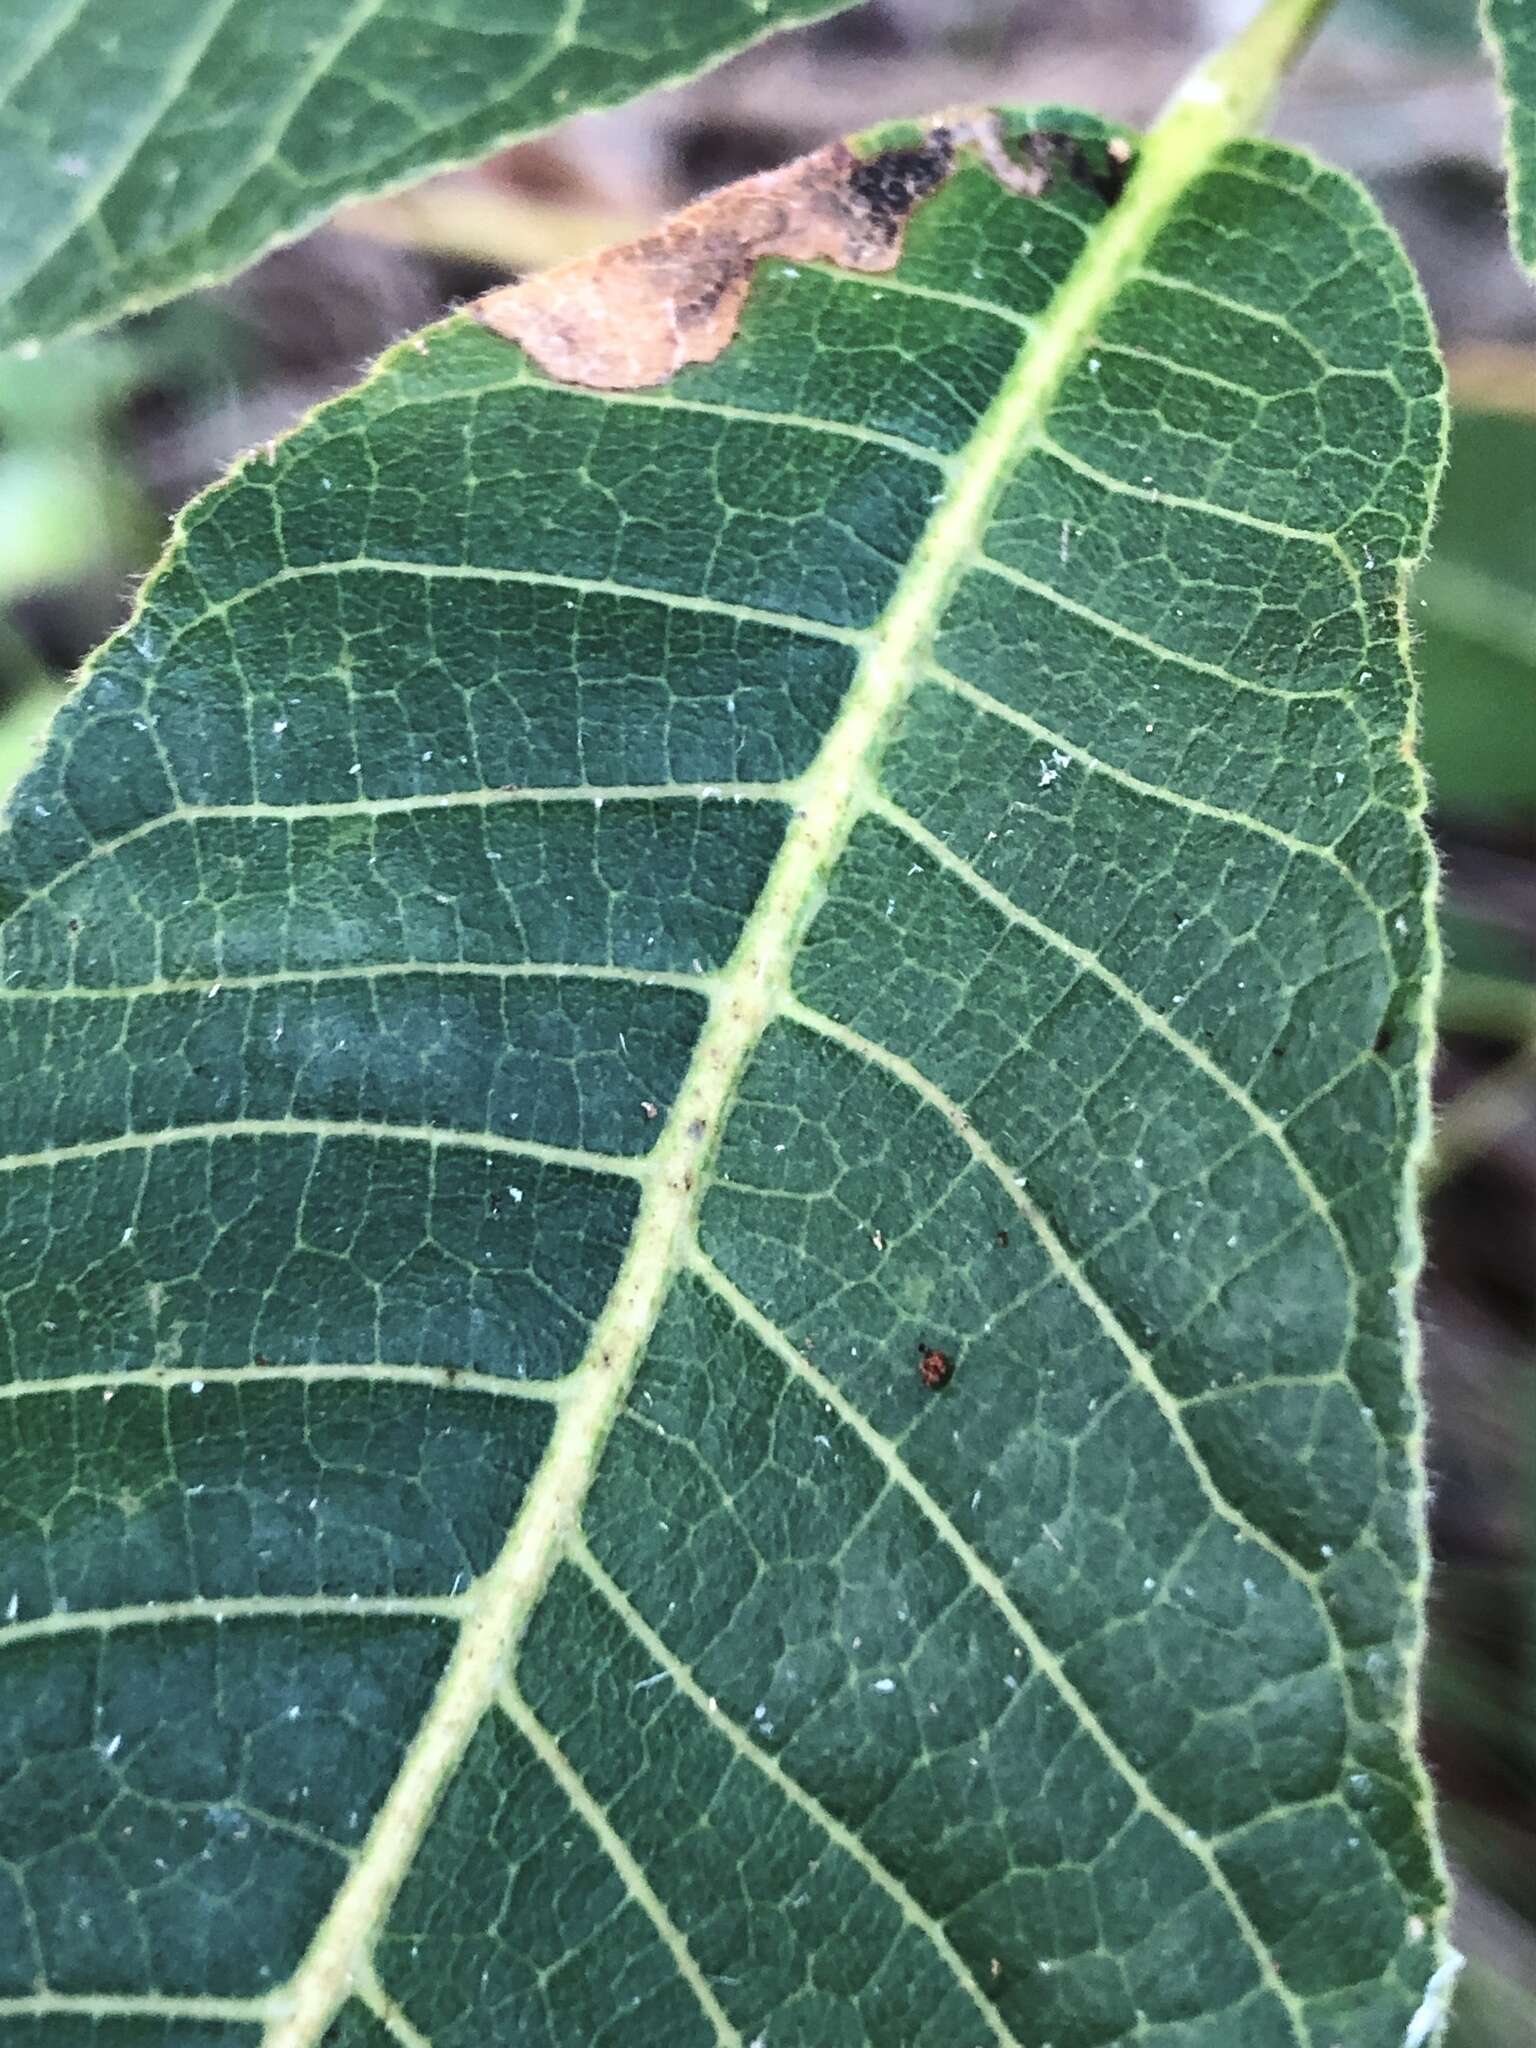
[1402,1954,1462,2048]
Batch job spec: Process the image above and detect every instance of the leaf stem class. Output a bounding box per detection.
[1164,0,1338,141]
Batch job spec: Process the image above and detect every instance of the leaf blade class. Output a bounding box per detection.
[0,0,857,351]
[0,99,1447,2048]
[1485,0,1536,273]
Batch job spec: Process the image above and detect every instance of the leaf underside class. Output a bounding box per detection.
[0,112,1446,2048]
[0,0,854,351]
[1485,0,1536,273]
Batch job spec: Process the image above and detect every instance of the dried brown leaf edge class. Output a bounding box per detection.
[471,113,1122,390]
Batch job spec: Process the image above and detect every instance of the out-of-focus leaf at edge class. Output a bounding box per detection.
[1349,0,1482,52]
[0,94,1448,2048]
[0,692,58,795]
[0,331,148,598]
[1416,408,1536,820]
[1484,0,1536,271]
[0,0,858,352]
[1446,1956,1536,2046]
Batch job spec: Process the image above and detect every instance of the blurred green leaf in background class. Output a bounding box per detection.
[0,327,161,788]
[1415,378,1536,2046]
[1419,409,1536,829]
[0,0,858,351]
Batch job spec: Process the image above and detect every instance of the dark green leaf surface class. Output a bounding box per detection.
[1485,0,1536,272]
[0,99,1448,2048]
[0,0,854,352]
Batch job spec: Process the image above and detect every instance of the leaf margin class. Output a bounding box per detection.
[1483,0,1536,274]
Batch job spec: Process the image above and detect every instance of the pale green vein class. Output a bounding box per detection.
[497,1679,743,2047]
[968,550,1359,706]
[813,264,1037,330]
[688,1250,1307,2041]
[0,0,93,104]
[778,994,1348,1613]
[0,959,716,1004]
[556,382,951,469]
[924,661,1377,876]
[7,780,790,922]
[220,0,396,203]
[1182,1368,1344,1408]
[1035,429,1360,560]
[0,1361,570,1403]
[1130,265,1334,370]
[872,790,1362,1343]
[1092,337,1302,402]
[569,1535,1016,2048]
[0,1117,647,1180]
[0,1594,464,1649]
[0,1992,270,2021]
[161,554,866,663]
[7,0,244,301]
[357,1968,436,2048]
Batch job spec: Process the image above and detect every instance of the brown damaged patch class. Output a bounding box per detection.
[471,113,1062,392]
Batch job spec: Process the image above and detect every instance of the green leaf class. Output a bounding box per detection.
[1446,1956,1536,2047]
[0,692,59,796]
[1349,0,1482,52]
[1417,407,1536,822]
[0,0,855,352]
[1485,0,1536,272]
[0,70,1449,2048]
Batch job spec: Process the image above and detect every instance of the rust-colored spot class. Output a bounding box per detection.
[472,113,1048,391]
[918,1344,954,1391]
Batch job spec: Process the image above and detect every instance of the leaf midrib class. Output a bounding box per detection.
[262,93,1317,2048]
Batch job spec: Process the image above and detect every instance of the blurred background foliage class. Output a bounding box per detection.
[0,2,1530,2037]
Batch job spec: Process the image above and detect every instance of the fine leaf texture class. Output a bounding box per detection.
[1485,0,1536,272]
[0,107,1447,2048]
[0,0,855,353]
